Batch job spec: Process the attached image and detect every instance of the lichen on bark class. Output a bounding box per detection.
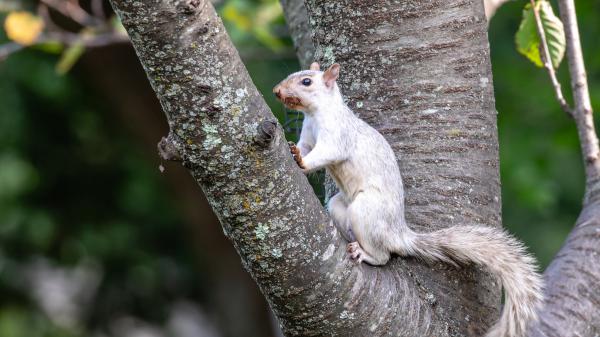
[110,0,506,335]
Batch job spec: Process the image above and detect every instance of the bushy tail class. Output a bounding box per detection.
[408,225,544,337]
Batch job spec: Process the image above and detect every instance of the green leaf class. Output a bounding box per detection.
[539,1,566,69]
[515,0,565,69]
[516,3,541,67]
[55,42,85,74]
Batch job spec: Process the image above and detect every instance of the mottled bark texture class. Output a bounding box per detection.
[80,48,276,337]
[304,0,502,334]
[529,0,600,335]
[280,0,314,68]
[109,0,504,336]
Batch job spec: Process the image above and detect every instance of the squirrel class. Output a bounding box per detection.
[273,62,544,337]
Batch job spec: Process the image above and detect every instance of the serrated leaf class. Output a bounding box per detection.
[55,42,84,75]
[515,1,565,69]
[516,3,541,67]
[539,1,565,69]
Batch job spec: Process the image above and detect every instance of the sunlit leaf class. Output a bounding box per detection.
[55,42,85,74]
[516,3,541,66]
[515,0,565,69]
[253,1,284,52]
[3,11,44,45]
[222,2,251,32]
[255,1,282,24]
[253,26,284,52]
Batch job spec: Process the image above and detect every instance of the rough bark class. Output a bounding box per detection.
[305,0,502,332]
[80,47,276,337]
[280,0,314,68]
[109,0,502,336]
[529,0,600,335]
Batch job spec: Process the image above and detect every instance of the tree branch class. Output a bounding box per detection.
[107,1,409,336]
[529,0,600,336]
[109,0,505,335]
[0,32,129,61]
[279,0,314,68]
[558,0,600,187]
[529,0,572,118]
[40,0,101,26]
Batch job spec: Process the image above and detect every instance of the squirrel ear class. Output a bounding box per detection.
[309,62,320,71]
[323,63,340,88]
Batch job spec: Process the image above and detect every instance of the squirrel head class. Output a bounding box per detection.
[273,62,340,113]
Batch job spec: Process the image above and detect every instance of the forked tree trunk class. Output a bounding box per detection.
[109,0,504,335]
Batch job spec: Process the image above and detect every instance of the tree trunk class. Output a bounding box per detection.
[109,0,503,335]
[280,0,314,68]
[303,0,502,334]
[80,46,276,337]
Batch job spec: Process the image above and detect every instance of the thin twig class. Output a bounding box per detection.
[38,2,62,32]
[529,0,573,118]
[45,31,130,46]
[91,0,106,19]
[0,32,129,61]
[39,0,100,26]
[557,0,600,187]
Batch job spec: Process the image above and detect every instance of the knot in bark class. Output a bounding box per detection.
[178,0,201,15]
[255,120,279,148]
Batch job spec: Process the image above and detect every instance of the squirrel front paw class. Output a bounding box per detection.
[288,141,306,169]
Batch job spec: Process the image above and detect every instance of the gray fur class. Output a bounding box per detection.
[274,65,544,337]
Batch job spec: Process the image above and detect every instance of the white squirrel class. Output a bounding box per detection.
[273,63,544,337]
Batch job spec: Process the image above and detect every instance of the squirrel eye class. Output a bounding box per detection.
[301,78,312,86]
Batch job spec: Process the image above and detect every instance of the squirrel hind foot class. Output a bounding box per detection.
[347,242,363,264]
[346,242,390,266]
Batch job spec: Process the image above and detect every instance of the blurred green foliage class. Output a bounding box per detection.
[0,50,207,337]
[492,0,600,266]
[0,1,295,336]
[0,0,599,336]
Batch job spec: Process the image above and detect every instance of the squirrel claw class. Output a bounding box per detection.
[288,142,306,169]
[347,242,363,264]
